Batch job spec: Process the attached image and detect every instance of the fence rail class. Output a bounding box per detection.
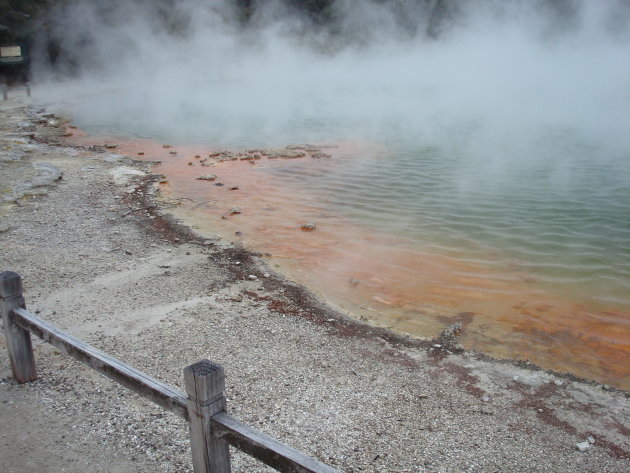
[1,271,341,473]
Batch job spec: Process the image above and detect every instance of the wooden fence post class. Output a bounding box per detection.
[184,360,231,473]
[26,83,31,98]
[2,85,7,100]
[0,271,37,383]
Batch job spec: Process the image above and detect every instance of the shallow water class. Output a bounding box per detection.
[62,122,630,390]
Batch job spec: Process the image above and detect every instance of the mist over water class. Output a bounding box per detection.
[34,1,630,381]
[37,0,630,293]
[34,0,630,148]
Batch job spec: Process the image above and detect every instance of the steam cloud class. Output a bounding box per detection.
[32,0,630,157]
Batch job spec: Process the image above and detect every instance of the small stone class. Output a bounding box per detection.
[554,380,564,386]
[587,436,595,444]
[228,207,241,215]
[538,408,544,413]
[248,275,258,280]
[576,441,590,452]
[349,278,360,287]
[300,222,316,231]
[229,186,239,190]
[481,395,490,403]
[513,376,520,382]
[432,344,442,349]
[263,273,270,278]
[196,174,218,181]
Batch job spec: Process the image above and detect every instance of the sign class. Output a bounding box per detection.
[0,45,24,64]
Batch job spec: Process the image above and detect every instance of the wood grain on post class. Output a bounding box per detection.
[184,360,231,473]
[0,271,37,383]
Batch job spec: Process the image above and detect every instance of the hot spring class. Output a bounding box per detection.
[37,0,630,388]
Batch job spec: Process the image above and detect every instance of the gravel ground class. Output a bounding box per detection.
[0,96,628,472]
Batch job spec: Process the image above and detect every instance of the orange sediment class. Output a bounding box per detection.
[65,128,630,390]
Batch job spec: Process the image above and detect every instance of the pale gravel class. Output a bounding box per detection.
[0,96,628,473]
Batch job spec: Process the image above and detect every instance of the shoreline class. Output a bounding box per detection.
[1,96,628,472]
[61,118,630,390]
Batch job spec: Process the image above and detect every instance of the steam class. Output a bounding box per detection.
[32,0,630,156]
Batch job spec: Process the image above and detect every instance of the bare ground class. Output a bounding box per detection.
[0,96,628,472]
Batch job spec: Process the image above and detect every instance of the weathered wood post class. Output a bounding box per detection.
[26,82,31,98]
[2,85,7,100]
[0,271,37,383]
[184,360,231,473]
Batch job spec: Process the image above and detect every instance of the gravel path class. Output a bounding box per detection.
[0,96,628,472]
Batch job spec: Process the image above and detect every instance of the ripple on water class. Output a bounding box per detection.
[61,122,630,389]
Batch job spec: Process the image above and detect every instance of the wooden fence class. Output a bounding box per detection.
[1,271,342,473]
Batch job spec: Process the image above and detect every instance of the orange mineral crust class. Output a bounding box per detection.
[65,130,630,390]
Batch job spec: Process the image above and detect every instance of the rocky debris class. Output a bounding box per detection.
[110,167,146,186]
[576,441,591,452]
[201,145,333,164]
[311,152,332,159]
[1,161,63,204]
[438,321,463,351]
[267,149,306,159]
[228,207,241,215]
[349,278,360,287]
[196,174,217,181]
[104,143,118,149]
[300,222,317,231]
